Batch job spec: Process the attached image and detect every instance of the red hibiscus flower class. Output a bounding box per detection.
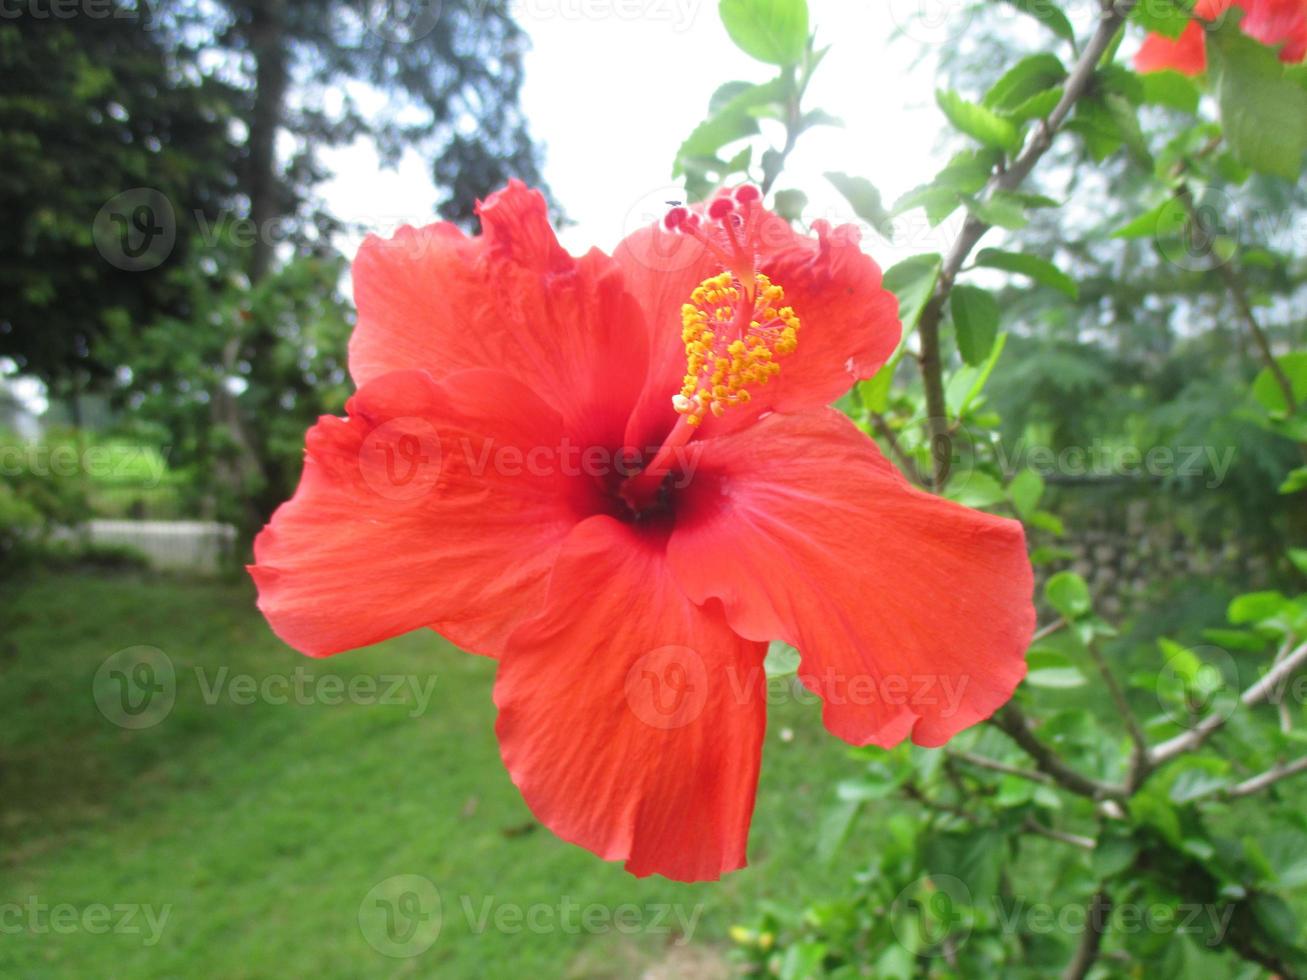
[249,181,1035,881]
[1135,0,1307,75]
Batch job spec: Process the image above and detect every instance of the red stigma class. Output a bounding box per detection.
[734,185,761,204]
[707,197,735,220]
[664,206,689,231]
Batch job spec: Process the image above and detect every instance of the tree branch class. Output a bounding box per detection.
[991,704,1128,801]
[868,411,928,485]
[1033,618,1067,643]
[916,0,1137,486]
[1061,890,1113,980]
[1224,756,1307,799]
[1151,640,1307,765]
[951,749,1054,785]
[1024,817,1095,851]
[1084,639,1151,789]
[1176,183,1296,414]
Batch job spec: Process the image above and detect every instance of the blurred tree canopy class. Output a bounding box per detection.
[0,0,553,533]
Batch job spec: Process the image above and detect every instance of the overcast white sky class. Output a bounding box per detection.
[320,0,966,265]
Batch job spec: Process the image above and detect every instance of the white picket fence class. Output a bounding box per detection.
[67,520,238,572]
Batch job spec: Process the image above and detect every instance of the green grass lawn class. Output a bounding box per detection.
[0,570,878,978]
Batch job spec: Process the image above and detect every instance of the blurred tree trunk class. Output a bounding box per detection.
[216,0,289,550]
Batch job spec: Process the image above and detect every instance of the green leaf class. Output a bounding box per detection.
[824,171,894,238]
[1281,467,1307,494]
[936,89,1022,153]
[1129,785,1183,845]
[1026,648,1086,688]
[947,471,1006,509]
[764,640,801,677]
[883,254,941,332]
[1004,87,1064,122]
[1131,0,1193,39]
[1066,95,1129,161]
[1045,571,1092,620]
[800,108,842,131]
[1252,893,1301,946]
[922,828,1004,900]
[983,54,1067,113]
[1140,70,1202,113]
[1093,830,1139,878]
[674,113,759,173]
[1290,548,1307,575]
[718,0,809,66]
[894,184,962,225]
[1202,628,1268,652]
[1252,352,1307,415]
[836,770,902,801]
[1208,22,1307,179]
[949,332,1008,417]
[1001,0,1075,43]
[708,80,756,114]
[933,149,1000,194]
[1228,590,1288,625]
[1009,468,1045,518]
[772,188,807,222]
[1167,756,1232,803]
[815,798,860,863]
[1105,92,1151,164]
[975,248,1078,298]
[951,285,1000,365]
[965,191,1030,230]
[1112,199,1174,239]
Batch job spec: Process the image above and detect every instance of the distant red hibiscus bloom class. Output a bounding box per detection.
[249,181,1035,881]
[1135,0,1307,75]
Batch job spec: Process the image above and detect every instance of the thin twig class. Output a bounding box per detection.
[951,749,1054,785]
[1223,756,1307,799]
[1032,618,1068,643]
[1274,638,1294,734]
[990,704,1128,801]
[868,411,928,485]
[1024,817,1095,851]
[916,0,1138,487]
[1177,184,1296,414]
[1084,640,1151,789]
[1151,640,1307,765]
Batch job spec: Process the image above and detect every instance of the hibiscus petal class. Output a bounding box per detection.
[615,210,899,450]
[250,368,590,658]
[494,515,768,881]
[667,410,1034,749]
[349,180,649,449]
[1242,0,1307,63]
[1135,20,1209,75]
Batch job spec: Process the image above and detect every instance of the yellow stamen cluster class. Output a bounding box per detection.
[674,271,801,425]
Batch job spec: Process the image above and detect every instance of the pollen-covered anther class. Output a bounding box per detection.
[674,270,801,425]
